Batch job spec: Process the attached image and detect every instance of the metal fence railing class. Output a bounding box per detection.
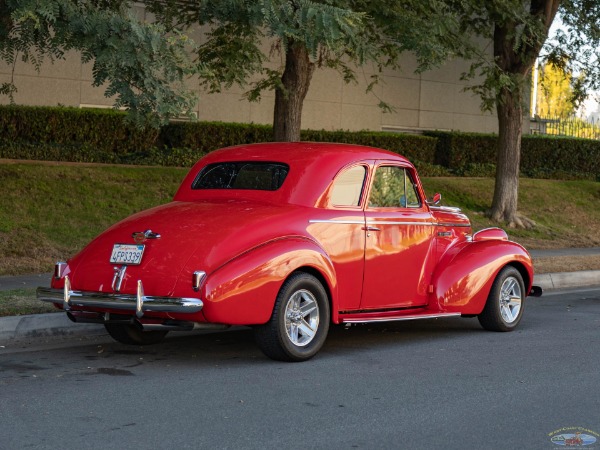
[529,115,600,140]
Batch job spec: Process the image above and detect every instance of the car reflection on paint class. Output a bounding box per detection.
[38,142,541,361]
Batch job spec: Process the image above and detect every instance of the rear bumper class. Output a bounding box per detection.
[37,279,203,318]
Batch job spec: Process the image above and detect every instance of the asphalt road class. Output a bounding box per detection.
[1,288,599,450]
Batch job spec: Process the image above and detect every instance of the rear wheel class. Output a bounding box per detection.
[254,272,330,362]
[478,266,525,332]
[104,322,168,345]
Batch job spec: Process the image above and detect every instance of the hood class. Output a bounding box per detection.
[68,200,298,296]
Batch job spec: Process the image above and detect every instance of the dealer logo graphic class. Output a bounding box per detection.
[549,427,598,447]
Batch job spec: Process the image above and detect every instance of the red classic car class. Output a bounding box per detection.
[38,142,541,361]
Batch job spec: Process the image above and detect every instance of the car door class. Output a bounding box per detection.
[360,163,436,310]
[308,163,368,311]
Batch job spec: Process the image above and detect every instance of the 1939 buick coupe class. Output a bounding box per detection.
[38,142,541,361]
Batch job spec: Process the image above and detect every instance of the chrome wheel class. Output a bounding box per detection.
[499,276,522,324]
[254,272,330,362]
[478,266,525,332]
[284,289,319,347]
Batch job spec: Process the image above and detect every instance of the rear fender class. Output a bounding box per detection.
[431,239,533,314]
[196,237,336,325]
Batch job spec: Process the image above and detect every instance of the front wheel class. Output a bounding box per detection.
[478,266,525,332]
[254,272,330,362]
[105,322,168,345]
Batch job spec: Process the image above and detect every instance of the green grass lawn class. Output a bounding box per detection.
[1,161,599,276]
[0,288,58,316]
[0,163,187,275]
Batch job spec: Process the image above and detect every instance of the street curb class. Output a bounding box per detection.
[0,313,105,343]
[533,270,600,291]
[1,270,598,344]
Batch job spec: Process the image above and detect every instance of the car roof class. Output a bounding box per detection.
[201,142,408,165]
[174,142,413,206]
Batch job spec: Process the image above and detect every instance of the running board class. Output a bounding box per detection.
[341,312,461,324]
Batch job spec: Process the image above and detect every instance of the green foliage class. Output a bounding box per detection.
[3,105,597,180]
[0,0,197,127]
[0,105,156,153]
[535,63,576,117]
[425,130,600,179]
[521,134,600,179]
[147,0,470,113]
[456,0,600,113]
[0,105,437,167]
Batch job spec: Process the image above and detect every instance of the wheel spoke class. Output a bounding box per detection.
[508,296,521,307]
[291,292,301,310]
[503,278,517,296]
[300,301,317,317]
[298,319,316,339]
[501,304,513,322]
[287,322,299,343]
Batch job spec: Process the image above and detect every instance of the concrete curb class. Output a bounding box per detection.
[0,313,105,343]
[533,270,600,291]
[1,270,598,344]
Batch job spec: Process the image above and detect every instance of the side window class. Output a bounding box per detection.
[330,165,366,207]
[369,166,421,208]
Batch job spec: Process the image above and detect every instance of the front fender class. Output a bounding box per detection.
[431,239,533,314]
[197,237,336,325]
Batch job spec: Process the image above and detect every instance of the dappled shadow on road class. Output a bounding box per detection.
[18,316,491,373]
[2,308,556,382]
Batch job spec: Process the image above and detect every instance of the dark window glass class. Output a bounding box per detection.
[192,162,289,191]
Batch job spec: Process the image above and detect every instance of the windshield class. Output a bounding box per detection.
[192,162,289,191]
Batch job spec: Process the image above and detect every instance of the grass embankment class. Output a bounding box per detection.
[1,161,599,317]
[1,161,599,277]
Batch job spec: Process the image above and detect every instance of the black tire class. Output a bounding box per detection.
[478,266,526,332]
[104,323,168,345]
[254,272,330,362]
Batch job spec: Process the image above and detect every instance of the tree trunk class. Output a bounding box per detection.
[273,42,315,142]
[489,85,523,227]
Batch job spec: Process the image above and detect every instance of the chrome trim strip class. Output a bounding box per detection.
[309,220,365,225]
[435,223,471,228]
[37,286,203,314]
[367,221,435,226]
[310,219,470,228]
[341,312,461,324]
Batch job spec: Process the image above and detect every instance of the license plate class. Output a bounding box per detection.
[109,244,145,265]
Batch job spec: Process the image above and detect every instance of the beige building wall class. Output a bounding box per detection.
[0,5,499,134]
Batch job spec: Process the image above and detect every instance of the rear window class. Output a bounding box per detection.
[192,162,289,191]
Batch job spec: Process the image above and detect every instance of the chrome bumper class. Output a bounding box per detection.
[37,276,203,318]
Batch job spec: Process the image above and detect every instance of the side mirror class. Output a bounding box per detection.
[428,193,442,206]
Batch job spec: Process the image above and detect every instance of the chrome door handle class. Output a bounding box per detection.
[362,226,381,232]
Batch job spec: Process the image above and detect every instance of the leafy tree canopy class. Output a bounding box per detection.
[535,62,576,117]
[147,0,470,109]
[457,0,599,113]
[0,0,198,127]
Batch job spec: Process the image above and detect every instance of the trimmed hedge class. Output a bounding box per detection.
[0,105,156,154]
[0,105,438,168]
[1,105,598,179]
[425,131,600,179]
